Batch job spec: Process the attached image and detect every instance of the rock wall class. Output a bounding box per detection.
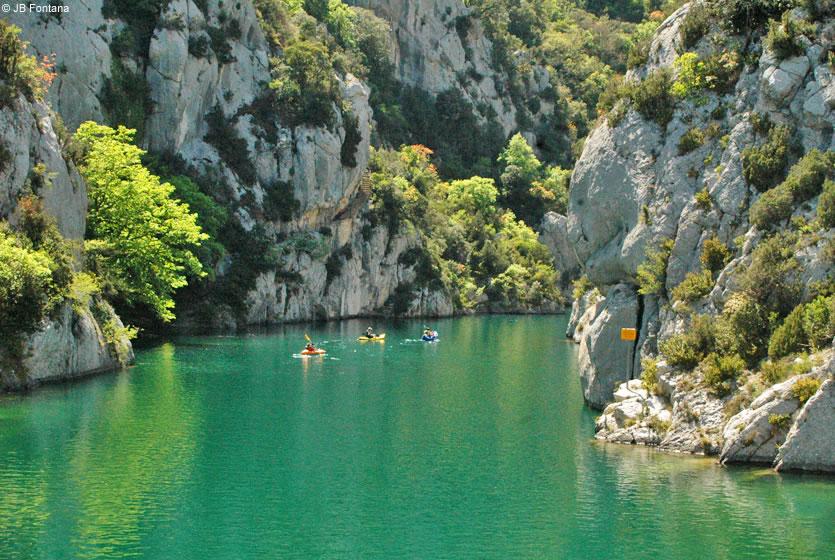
[7,0,453,328]
[566,3,835,470]
[0,94,133,391]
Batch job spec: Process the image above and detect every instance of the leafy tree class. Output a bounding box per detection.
[269,40,340,127]
[75,122,207,322]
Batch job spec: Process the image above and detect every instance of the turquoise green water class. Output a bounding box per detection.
[0,316,833,559]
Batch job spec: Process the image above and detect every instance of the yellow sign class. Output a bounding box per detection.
[620,328,637,341]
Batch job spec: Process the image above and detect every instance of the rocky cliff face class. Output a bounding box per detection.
[0,94,133,391]
[7,0,466,329]
[346,0,554,138]
[565,3,835,471]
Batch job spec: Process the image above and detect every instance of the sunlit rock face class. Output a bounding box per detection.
[567,5,835,467]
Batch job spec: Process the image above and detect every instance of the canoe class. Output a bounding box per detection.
[300,349,327,356]
[421,335,439,342]
[358,333,386,342]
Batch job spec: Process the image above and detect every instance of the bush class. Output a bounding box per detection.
[572,275,593,300]
[765,12,815,60]
[0,21,55,106]
[680,2,711,48]
[672,269,714,303]
[204,105,256,185]
[791,377,821,404]
[781,149,833,203]
[263,180,300,222]
[739,230,801,316]
[700,236,731,273]
[100,58,151,140]
[660,333,702,370]
[678,128,705,155]
[269,40,340,128]
[750,185,794,229]
[802,295,834,351]
[768,304,806,358]
[637,238,674,296]
[631,69,676,128]
[742,125,792,192]
[641,357,661,395]
[701,352,746,395]
[695,188,712,211]
[819,179,835,228]
[718,292,773,363]
[711,0,797,33]
[768,413,792,430]
[188,35,210,58]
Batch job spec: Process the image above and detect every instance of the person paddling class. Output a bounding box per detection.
[366,326,377,339]
[305,342,317,353]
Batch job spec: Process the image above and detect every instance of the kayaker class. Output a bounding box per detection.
[305,342,317,352]
[366,326,376,339]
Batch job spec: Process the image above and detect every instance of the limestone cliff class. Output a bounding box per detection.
[565,2,835,471]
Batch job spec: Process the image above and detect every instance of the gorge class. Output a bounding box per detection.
[0,0,833,479]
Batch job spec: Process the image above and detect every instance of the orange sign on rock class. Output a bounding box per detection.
[620,328,637,341]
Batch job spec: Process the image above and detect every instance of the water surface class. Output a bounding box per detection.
[1,316,833,559]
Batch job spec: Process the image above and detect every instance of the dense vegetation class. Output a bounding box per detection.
[0,21,55,107]
[75,123,207,324]
[366,145,562,313]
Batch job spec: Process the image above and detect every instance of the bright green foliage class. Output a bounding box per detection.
[637,238,674,296]
[671,269,714,303]
[701,352,746,395]
[760,354,813,384]
[75,122,207,322]
[0,20,54,106]
[572,275,593,300]
[700,236,731,273]
[742,124,792,192]
[819,179,835,228]
[367,145,561,312]
[672,50,742,100]
[498,134,569,225]
[791,377,821,404]
[0,226,62,343]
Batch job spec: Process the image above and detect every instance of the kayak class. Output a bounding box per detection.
[358,333,386,342]
[421,334,439,342]
[300,348,327,356]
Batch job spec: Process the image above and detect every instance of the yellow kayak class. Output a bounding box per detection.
[358,333,386,342]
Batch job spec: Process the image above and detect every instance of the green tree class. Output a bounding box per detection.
[498,133,546,225]
[75,122,207,322]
